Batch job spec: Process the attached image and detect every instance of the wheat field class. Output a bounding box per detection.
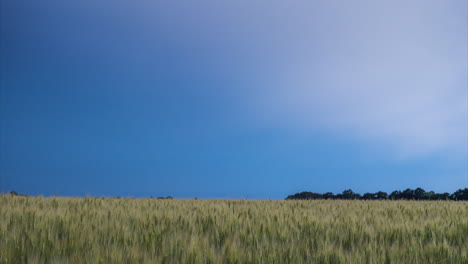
[1,195,467,263]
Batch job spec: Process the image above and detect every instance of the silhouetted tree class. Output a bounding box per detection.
[438,192,450,200]
[342,189,361,200]
[342,189,352,199]
[285,188,467,201]
[389,191,401,200]
[414,188,425,200]
[362,193,375,200]
[286,192,323,200]
[450,188,468,201]
[422,191,434,200]
[375,191,388,200]
[401,189,415,200]
[8,190,29,197]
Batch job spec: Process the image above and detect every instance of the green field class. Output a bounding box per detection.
[1,195,467,263]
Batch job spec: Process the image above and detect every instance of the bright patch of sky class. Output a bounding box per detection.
[1,0,466,197]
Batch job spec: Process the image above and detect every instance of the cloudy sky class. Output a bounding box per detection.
[1,0,467,198]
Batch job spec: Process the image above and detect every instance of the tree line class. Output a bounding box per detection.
[286,188,468,201]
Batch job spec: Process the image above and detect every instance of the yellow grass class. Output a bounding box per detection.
[1,195,467,263]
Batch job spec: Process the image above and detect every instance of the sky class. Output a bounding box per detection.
[1,0,467,199]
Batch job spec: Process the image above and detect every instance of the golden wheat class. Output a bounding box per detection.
[1,195,467,263]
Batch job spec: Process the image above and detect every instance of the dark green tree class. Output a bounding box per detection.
[414,188,426,200]
[375,191,388,200]
[450,188,468,201]
[389,190,402,200]
[401,189,415,200]
[342,189,361,200]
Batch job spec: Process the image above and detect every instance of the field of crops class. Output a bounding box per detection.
[1,195,467,263]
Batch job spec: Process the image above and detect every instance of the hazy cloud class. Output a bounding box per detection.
[63,0,467,157]
[235,0,468,158]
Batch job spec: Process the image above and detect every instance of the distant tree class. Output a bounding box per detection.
[414,188,425,200]
[422,191,435,200]
[286,191,323,200]
[389,191,402,200]
[427,192,449,200]
[334,194,343,199]
[375,191,388,200]
[323,192,334,200]
[450,188,468,201]
[341,189,361,200]
[8,191,28,197]
[439,192,450,200]
[362,193,375,200]
[284,188,467,201]
[401,189,415,200]
[342,189,353,199]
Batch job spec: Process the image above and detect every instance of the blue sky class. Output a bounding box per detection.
[1,0,467,198]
